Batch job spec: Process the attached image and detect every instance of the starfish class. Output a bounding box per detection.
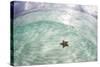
[60,40,69,48]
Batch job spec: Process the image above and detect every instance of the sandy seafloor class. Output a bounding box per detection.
[12,1,97,66]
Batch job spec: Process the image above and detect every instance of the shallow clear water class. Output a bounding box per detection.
[13,3,97,66]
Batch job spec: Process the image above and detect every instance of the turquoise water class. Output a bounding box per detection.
[13,8,97,66]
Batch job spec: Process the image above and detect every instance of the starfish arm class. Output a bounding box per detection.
[60,43,63,45]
